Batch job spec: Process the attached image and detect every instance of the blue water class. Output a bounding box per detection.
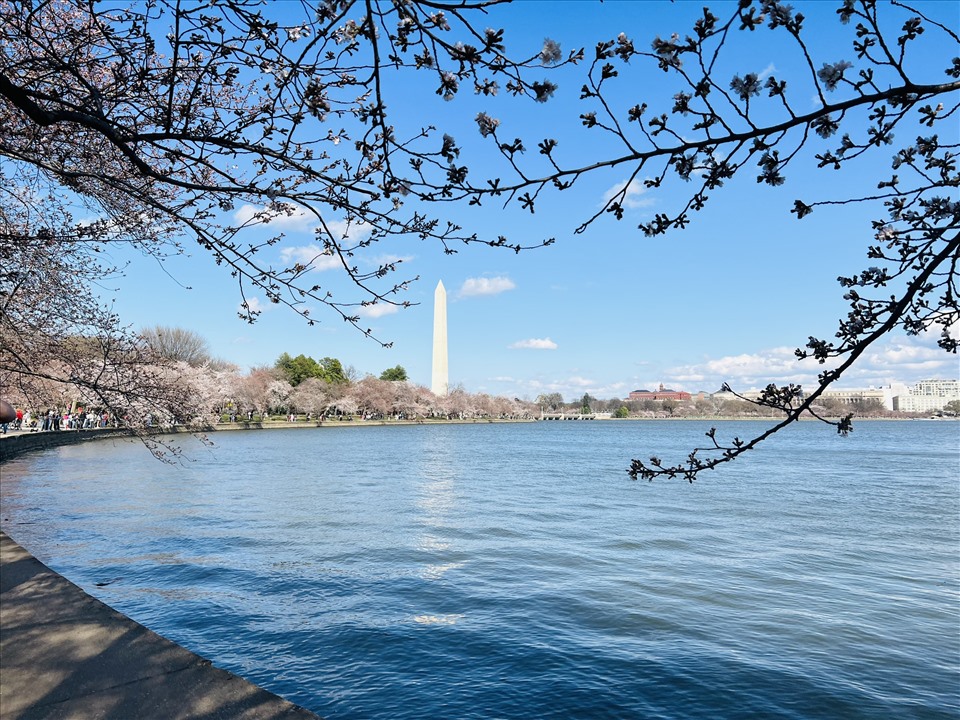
[2,420,958,719]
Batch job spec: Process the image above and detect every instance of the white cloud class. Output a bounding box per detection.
[665,346,838,391]
[279,244,341,272]
[757,62,777,81]
[232,206,375,245]
[356,303,401,318]
[947,318,960,342]
[865,343,942,366]
[663,335,959,393]
[233,204,262,224]
[323,219,373,244]
[459,276,516,297]
[368,253,413,267]
[233,203,315,231]
[509,338,558,350]
[279,229,389,275]
[489,331,957,404]
[515,375,614,401]
[601,178,655,209]
[240,296,266,315]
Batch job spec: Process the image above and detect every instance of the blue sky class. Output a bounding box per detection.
[105,0,959,401]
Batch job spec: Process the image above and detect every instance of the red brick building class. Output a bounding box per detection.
[628,384,692,402]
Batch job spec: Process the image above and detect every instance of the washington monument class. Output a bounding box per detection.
[431,280,448,396]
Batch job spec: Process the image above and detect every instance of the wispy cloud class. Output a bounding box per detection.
[233,203,315,231]
[601,178,655,209]
[367,253,413,267]
[233,205,375,247]
[356,303,401,318]
[665,347,808,390]
[663,332,959,392]
[491,375,629,403]
[524,376,599,397]
[240,296,266,315]
[510,338,558,350]
[323,219,372,244]
[757,62,777,81]
[459,276,516,297]
[279,244,341,272]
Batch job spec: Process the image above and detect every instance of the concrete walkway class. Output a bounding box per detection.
[0,531,321,719]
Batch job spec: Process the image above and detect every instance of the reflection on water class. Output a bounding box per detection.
[1,421,958,720]
[412,613,465,626]
[414,429,462,582]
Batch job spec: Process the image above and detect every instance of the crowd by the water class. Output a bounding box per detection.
[1,407,120,434]
[0,402,532,436]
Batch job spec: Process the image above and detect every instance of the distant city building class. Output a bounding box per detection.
[809,379,958,412]
[912,378,960,398]
[646,378,958,413]
[706,380,958,413]
[818,388,886,406]
[629,384,692,402]
[710,389,763,403]
[889,378,959,413]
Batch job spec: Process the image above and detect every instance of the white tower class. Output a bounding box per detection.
[431,280,449,396]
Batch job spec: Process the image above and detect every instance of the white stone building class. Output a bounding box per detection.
[709,380,959,413]
[818,388,886,407]
[889,379,960,413]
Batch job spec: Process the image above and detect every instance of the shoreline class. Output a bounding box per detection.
[0,530,321,720]
[0,417,535,462]
[1,413,948,463]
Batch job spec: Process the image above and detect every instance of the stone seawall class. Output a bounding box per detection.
[0,417,536,463]
[0,428,323,718]
[0,531,321,719]
[0,428,133,463]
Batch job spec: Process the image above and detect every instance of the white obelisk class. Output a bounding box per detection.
[431,281,449,396]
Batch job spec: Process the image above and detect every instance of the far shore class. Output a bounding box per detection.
[3,412,953,437]
[2,411,951,444]
[205,416,535,430]
[1,413,952,464]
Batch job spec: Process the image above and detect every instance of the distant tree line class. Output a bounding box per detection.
[0,324,534,433]
[4,320,938,454]
[538,391,900,421]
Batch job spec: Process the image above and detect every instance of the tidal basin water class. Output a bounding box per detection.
[2,420,958,719]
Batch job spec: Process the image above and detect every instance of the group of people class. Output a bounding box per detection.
[1,407,113,434]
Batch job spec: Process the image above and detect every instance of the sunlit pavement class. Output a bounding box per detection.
[0,532,321,720]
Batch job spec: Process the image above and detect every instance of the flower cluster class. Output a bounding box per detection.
[475,112,500,138]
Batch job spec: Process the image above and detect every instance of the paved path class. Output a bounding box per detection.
[0,531,321,719]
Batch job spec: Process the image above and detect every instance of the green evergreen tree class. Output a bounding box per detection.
[379,365,408,382]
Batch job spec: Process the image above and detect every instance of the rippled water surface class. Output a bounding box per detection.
[2,420,958,719]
